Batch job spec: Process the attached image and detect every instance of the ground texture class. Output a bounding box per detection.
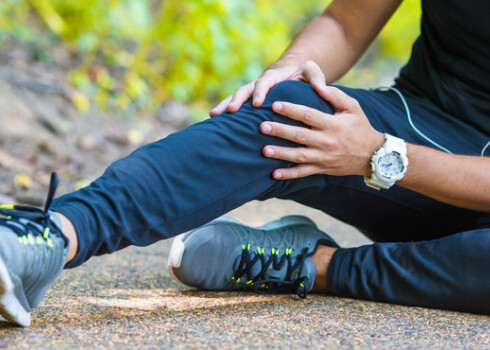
[1,200,489,349]
[0,64,488,349]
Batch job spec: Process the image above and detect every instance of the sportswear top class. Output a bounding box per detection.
[395,0,490,136]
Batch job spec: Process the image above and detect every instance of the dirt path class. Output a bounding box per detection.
[1,200,489,349]
[0,64,187,206]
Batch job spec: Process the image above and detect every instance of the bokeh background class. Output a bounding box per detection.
[0,0,421,119]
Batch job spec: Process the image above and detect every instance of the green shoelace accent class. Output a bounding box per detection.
[0,173,67,248]
[232,242,311,298]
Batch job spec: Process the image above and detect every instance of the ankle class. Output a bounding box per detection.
[53,212,78,264]
[311,245,338,293]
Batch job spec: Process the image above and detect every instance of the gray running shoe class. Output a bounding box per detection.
[168,216,338,298]
[0,173,68,327]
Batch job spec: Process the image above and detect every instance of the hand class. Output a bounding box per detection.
[210,59,326,117]
[260,86,385,179]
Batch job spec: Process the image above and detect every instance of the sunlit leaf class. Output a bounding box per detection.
[14,173,32,190]
[72,91,90,113]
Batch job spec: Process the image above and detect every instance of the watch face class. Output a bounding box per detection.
[377,152,404,179]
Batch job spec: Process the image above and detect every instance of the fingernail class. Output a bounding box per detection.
[262,123,272,133]
[274,171,283,179]
[273,102,283,111]
[264,147,275,156]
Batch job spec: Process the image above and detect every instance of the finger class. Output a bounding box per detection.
[316,86,360,112]
[271,102,327,129]
[260,121,321,146]
[252,80,272,107]
[272,164,319,180]
[252,71,279,107]
[227,82,256,113]
[263,145,322,164]
[210,95,233,117]
[303,60,326,88]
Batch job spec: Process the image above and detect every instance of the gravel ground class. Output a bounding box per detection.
[1,199,489,349]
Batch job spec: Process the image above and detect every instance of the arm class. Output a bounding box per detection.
[277,0,402,83]
[211,0,403,116]
[400,145,490,212]
[258,86,490,213]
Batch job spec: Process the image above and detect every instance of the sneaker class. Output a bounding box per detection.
[168,216,338,298]
[0,172,68,327]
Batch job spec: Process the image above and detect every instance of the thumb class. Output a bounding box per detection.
[303,60,326,87]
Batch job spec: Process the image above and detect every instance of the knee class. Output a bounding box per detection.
[263,81,335,114]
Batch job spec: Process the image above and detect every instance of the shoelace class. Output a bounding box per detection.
[0,172,67,247]
[232,244,313,298]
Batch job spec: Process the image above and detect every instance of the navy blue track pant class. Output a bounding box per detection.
[51,81,490,314]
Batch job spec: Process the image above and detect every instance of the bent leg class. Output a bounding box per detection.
[52,81,339,268]
[327,228,490,314]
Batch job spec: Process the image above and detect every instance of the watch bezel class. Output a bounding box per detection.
[374,150,407,181]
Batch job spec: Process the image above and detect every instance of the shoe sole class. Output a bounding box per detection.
[0,256,30,327]
[168,215,318,285]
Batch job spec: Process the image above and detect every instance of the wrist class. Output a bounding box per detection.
[272,53,312,68]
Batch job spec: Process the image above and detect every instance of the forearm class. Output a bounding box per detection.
[274,0,402,83]
[399,144,490,212]
[275,15,356,83]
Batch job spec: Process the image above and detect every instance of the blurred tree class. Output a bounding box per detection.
[0,0,421,113]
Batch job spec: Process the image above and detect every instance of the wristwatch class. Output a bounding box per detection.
[364,134,409,190]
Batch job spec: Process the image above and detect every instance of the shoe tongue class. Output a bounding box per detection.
[265,264,287,280]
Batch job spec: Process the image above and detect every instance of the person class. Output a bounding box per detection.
[1,0,489,327]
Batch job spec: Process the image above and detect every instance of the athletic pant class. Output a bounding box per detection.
[51,81,490,314]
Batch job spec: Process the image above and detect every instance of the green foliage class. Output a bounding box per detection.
[0,0,421,113]
[380,0,421,59]
[341,0,422,87]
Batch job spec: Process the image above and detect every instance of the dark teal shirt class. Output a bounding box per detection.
[395,0,490,136]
